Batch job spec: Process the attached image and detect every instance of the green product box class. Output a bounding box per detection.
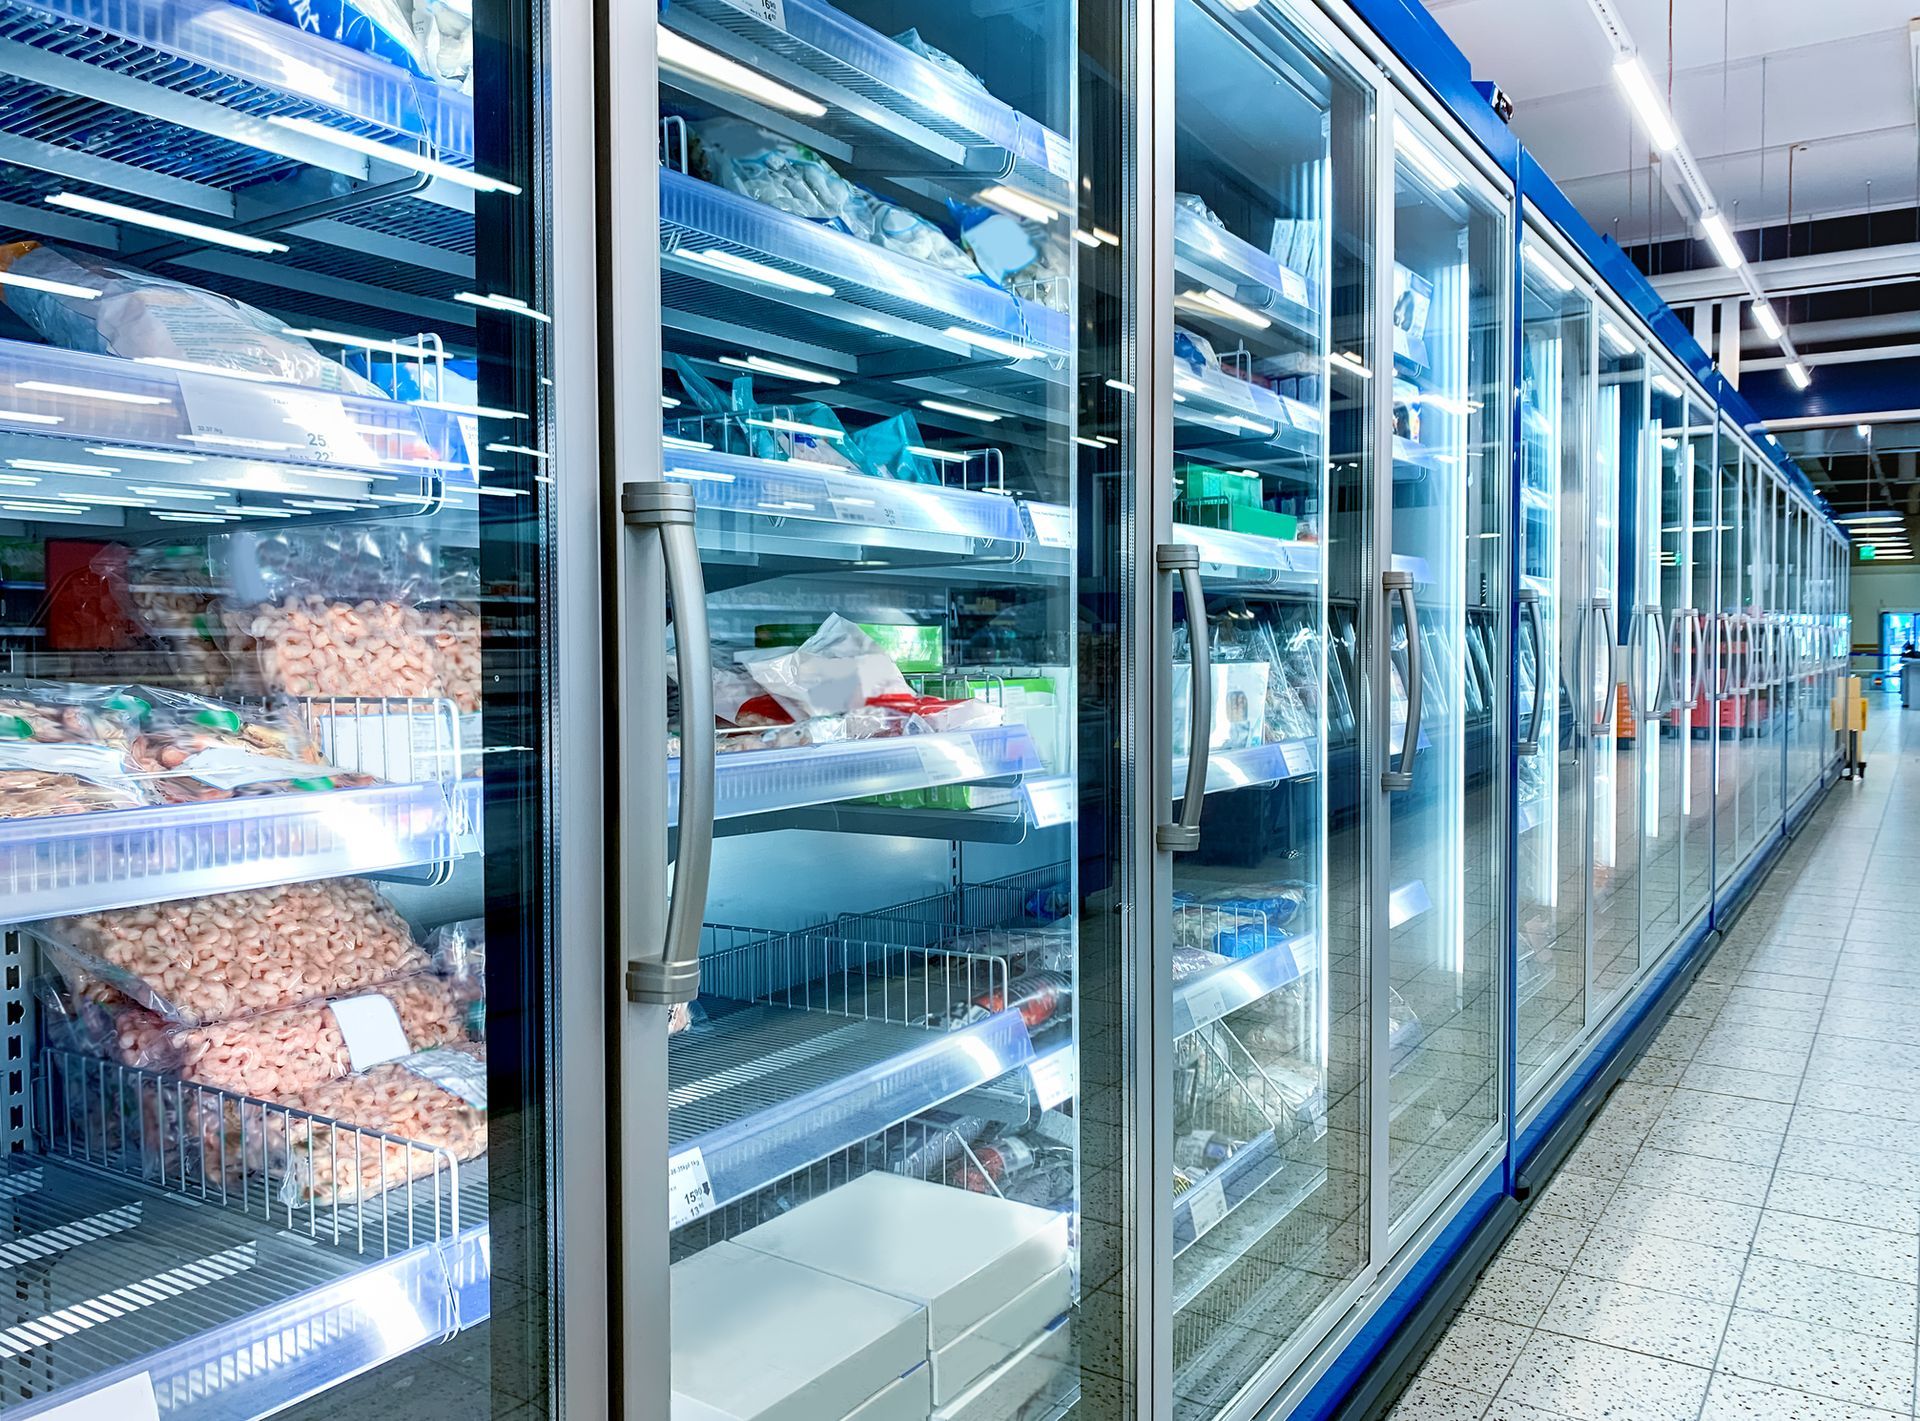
[755,621,945,673]
[1178,464,1260,509]
[1213,504,1299,541]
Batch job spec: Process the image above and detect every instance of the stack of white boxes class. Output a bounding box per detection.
[671,1173,1072,1420]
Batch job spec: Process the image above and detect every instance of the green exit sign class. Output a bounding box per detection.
[1861,546,1877,560]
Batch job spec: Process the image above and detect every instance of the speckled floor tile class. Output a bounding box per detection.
[1716,1309,1917,1413]
[1389,1379,1493,1420]
[1494,1332,1711,1421]
[1533,1171,1618,1225]
[1592,1184,1763,1250]
[1697,1375,1907,1421]
[1536,1273,1731,1366]
[1750,1210,1920,1283]
[1733,1253,1919,1340]
[1763,1169,1920,1235]
[1464,1256,1564,1326]
[1570,1228,1749,1305]
[1417,1315,1532,1395]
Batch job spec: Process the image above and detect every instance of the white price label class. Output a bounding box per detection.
[1279,741,1315,778]
[1027,502,1075,548]
[1023,776,1076,828]
[829,494,898,527]
[172,372,385,469]
[1186,1177,1228,1240]
[44,1373,159,1421]
[1028,1050,1077,1110]
[1277,268,1309,306]
[668,1147,716,1229]
[1287,398,1323,436]
[713,0,786,25]
[329,994,411,1072]
[1041,128,1074,181]
[1185,978,1228,1030]
[1290,936,1318,978]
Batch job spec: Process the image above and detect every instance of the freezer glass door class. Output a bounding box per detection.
[1714,418,1742,891]
[1515,236,1591,1104]
[1641,369,1689,963]
[1734,449,1763,867]
[653,0,1083,1414]
[1683,402,1718,926]
[1589,318,1642,1012]
[1381,116,1508,1228]
[1758,470,1782,838]
[0,0,567,1409]
[1163,2,1375,1407]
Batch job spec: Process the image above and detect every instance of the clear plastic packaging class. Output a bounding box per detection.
[112,544,233,695]
[37,877,431,1026]
[892,27,987,89]
[123,687,373,803]
[691,120,863,227]
[0,743,151,818]
[735,614,914,720]
[232,597,469,704]
[0,243,382,396]
[0,681,143,747]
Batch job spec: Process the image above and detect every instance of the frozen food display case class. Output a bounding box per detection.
[0,0,573,1412]
[646,0,1083,1417]
[1639,365,1693,961]
[1514,229,1589,1104]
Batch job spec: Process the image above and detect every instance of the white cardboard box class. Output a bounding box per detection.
[846,1367,936,1421]
[734,1174,1070,1371]
[670,1242,928,1421]
[933,1263,1071,1404]
[933,1313,1074,1421]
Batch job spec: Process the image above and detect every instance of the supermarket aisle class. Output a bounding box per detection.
[1390,715,1920,1421]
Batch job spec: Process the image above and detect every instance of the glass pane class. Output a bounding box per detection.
[1683,402,1718,924]
[1641,371,1689,959]
[654,0,1083,1412]
[0,0,553,1408]
[1516,237,1591,1102]
[1164,4,1373,1409]
[1590,319,1643,1010]
[1735,453,1761,865]
[1383,125,1508,1226]
[1714,421,1742,889]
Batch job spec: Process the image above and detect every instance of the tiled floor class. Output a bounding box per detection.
[1390,711,1920,1421]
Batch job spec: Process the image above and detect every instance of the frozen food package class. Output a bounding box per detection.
[953,206,1039,287]
[234,0,470,90]
[893,27,986,89]
[1173,326,1219,377]
[0,681,143,747]
[421,602,481,712]
[113,544,233,695]
[0,742,152,818]
[1175,192,1227,229]
[122,687,372,802]
[855,191,980,276]
[216,526,443,610]
[235,597,450,702]
[847,411,942,484]
[0,243,383,396]
[37,878,431,1026]
[690,120,864,228]
[734,614,913,719]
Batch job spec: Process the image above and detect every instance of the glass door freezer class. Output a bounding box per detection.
[0,0,593,1412]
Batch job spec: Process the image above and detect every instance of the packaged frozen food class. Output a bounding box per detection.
[0,742,150,818]
[122,687,372,802]
[894,27,987,89]
[858,192,981,277]
[736,614,914,719]
[1172,658,1269,752]
[1175,193,1227,229]
[0,243,383,396]
[1173,326,1218,377]
[1172,884,1309,958]
[0,681,142,747]
[691,119,863,227]
[236,0,471,90]
[38,877,430,1026]
[234,596,472,704]
[61,974,465,1098]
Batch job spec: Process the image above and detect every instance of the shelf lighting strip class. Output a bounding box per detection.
[1586,0,1807,388]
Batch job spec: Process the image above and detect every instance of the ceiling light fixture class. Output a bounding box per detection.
[657,26,826,117]
[1612,54,1679,152]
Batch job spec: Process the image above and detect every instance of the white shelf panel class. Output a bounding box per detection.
[0,781,457,925]
[1171,932,1319,1039]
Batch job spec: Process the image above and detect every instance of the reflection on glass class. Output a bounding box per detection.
[1165,3,1372,1411]
[1383,120,1508,1225]
[1684,406,1718,922]
[1715,421,1742,888]
[1641,373,1690,958]
[1590,328,1643,1008]
[1515,236,1590,1100]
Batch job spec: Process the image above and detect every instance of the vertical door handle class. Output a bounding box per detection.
[1518,586,1545,756]
[1649,606,1675,717]
[1625,604,1654,722]
[1594,595,1618,731]
[1691,610,1712,706]
[1384,570,1421,793]
[1159,544,1208,852]
[622,481,713,1004]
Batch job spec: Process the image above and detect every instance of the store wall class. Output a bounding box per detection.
[1849,560,1920,649]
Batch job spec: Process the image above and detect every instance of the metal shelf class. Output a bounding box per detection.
[1173,1152,1326,1312]
[1171,933,1319,1039]
[1173,365,1321,454]
[731,773,1074,843]
[0,780,458,926]
[669,724,1043,826]
[1173,204,1318,341]
[664,0,1070,202]
[1175,737,1318,798]
[0,339,473,504]
[0,1156,488,1420]
[667,1002,1036,1213]
[1182,522,1320,591]
[1170,1128,1299,1256]
[661,170,1071,367]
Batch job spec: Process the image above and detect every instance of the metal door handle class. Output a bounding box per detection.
[1384,570,1421,792]
[1518,586,1545,756]
[1627,603,1660,722]
[1692,610,1712,706]
[1650,606,1675,716]
[1595,596,1619,731]
[622,481,712,1005]
[1159,544,1208,852]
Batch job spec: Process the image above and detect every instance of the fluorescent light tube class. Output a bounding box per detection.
[282,326,435,359]
[0,409,61,425]
[717,354,843,384]
[0,270,97,300]
[744,416,843,440]
[135,356,292,384]
[153,511,234,523]
[1175,290,1272,332]
[1612,55,1679,153]
[1699,210,1743,270]
[1073,229,1102,248]
[8,458,114,476]
[1651,372,1681,399]
[17,380,167,406]
[976,185,1059,224]
[657,26,826,117]
[1599,321,1634,356]
[1104,378,1134,394]
[0,475,38,486]
[411,398,528,420]
[1395,129,1460,191]
[128,485,220,499]
[921,399,1003,423]
[485,443,550,459]
[45,193,288,254]
[679,248,835,297]
[265,115,521,195]
[1786,360,1811,390]
[942,325,1038,359]
[84,447,200,464]
[1327,351,1373,379]
[1521,244,1575,293]
[454,291,550,323]
[906,446,971,463]
[1751,301,1783,341]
